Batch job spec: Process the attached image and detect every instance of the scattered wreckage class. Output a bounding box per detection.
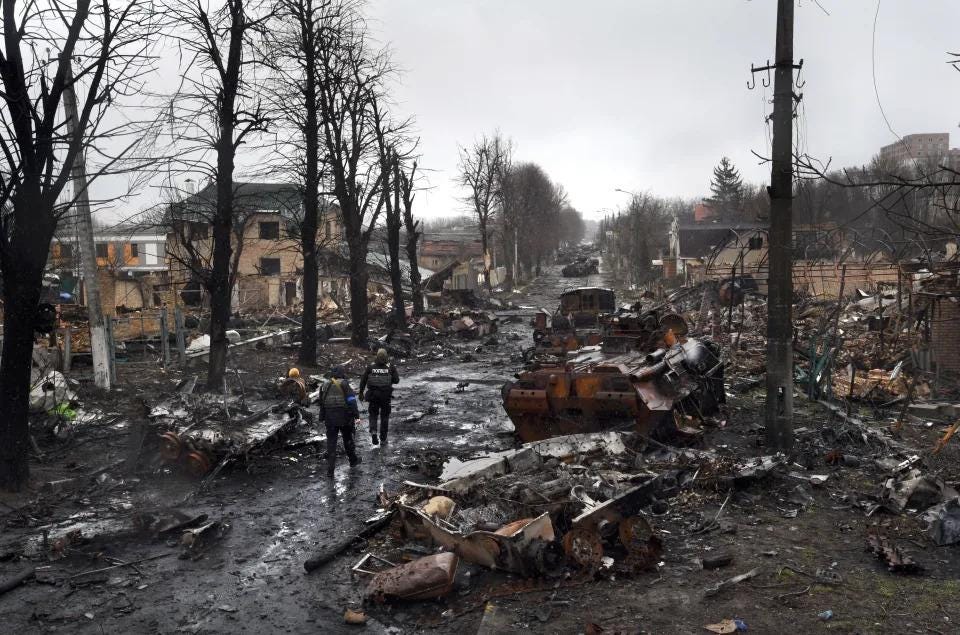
[529,286,689,359]
[561,257,600,278]
[505,336,725,443]
[146,375,316,477]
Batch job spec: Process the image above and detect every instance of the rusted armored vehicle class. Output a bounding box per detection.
[531,287,688,358]
[503,337,724,442]
[531,287,615,355]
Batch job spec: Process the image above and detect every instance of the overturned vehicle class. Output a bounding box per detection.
[503,337,725,443]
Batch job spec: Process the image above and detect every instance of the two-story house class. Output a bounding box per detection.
[166,181,344,310]
[49,225,169,312]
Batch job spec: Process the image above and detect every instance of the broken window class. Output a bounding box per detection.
[259,221,280,240]
[95,243,108,258]
[260,257,281,275]
[189,222,208,240]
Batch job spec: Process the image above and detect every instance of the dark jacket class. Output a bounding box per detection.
[359,362,400,400]
[319,378,359,427]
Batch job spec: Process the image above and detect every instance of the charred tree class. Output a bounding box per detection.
[314,5,400,347]
[0,0,157,490]
[458,133,509,289]
[269,0,341,367]
[384,154,405,326]
[396,159,422,317]
[167,0,270,390]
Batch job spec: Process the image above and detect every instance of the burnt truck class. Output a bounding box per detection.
[503,337,725,443]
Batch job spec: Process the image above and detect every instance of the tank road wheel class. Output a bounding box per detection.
[184,450,213,478]
[562,527,604,570]
[159,432,182,461]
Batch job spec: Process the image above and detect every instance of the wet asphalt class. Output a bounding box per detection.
[2,264,611,634]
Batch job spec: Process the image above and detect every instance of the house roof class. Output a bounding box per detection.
[169,182,304,223]
[420,238,483,258]
[677,223,766,259]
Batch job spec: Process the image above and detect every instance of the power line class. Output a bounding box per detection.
[871,0,900,142]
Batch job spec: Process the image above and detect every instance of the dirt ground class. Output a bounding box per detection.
[3,264,960,634]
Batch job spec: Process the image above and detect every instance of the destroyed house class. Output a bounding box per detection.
[418,234,483,271]
[166,182,343,310]
[48,224,169,311]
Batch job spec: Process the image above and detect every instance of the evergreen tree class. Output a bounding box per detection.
[709,157,745,219]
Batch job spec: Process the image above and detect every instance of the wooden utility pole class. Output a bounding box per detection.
[63,61,112,389]
[763,0,796,450]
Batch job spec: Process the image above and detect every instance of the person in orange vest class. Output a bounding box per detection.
[279,367,308,404]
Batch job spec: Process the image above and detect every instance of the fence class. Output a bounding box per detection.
[60,306,184,377]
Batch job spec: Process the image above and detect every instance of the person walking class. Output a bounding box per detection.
[358,348,400,446]
[319,366,361,477]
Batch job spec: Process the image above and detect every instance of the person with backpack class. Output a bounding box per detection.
[319,366,361,477]
[358,348,400,446]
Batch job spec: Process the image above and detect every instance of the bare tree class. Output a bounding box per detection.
[499,161,563,279]
[314,4,397,347]
[165,0,271,389]
[0,0,159,490]
[268,0,342,366]
[396,158,422,317]
[458,132,509,289]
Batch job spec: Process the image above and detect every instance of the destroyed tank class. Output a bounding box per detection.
[531,287,616,355]
[530,286,689,359]
[503,336,725,443]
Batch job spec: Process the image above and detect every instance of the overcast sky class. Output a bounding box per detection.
[351,0,960,221]
[100,1,960,225]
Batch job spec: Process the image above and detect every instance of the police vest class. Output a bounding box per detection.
[367,365,394,389]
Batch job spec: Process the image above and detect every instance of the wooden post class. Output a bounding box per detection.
[160,308,170,369]
[63,328,72,373]
[174,306,187,367]
[106,318,117,385]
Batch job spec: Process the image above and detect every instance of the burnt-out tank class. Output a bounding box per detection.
[530,286,688,359]
[503,338,725,443]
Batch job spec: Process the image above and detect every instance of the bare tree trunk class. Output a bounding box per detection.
[386,212,404,327]
[397,160,422,317]
[347,236,370,347]
[207,176,233,390]
[0,209,48,489]
[480,218,491,289]
[298,70,320,367]
[299,202,319,365]
[404,225,422,317]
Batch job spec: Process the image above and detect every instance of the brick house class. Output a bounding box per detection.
[418,233,483,271]
[166,181,344,311]
[49,225,169,313]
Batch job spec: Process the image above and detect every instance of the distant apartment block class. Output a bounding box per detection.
[879,132,960,170]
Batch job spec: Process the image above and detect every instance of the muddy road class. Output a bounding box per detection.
[0,265,608,634]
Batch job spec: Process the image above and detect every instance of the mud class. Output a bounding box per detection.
[5,264,960,634]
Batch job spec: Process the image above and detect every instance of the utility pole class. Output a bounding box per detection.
[753,0,799,450]
[63,60,112,389]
